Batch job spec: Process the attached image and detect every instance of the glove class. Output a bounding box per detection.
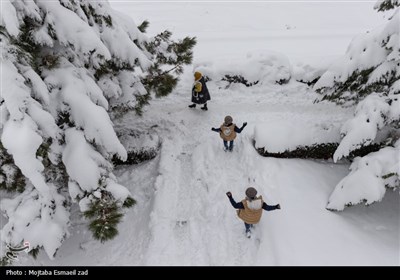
[243,122,247,127]
[211,127,215,131]
[226,192,232,197]
[276,204,281,209]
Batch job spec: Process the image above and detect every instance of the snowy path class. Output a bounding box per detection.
[24,81,399,266]
[124,80,398,265]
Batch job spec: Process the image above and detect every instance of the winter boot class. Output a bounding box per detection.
[201,104,208,111]
[246,230,251,238]
[188,104,196,108]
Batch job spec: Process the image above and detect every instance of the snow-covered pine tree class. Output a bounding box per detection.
[314,0,399,104]
[313,1,400,210]
[0,0,195,260]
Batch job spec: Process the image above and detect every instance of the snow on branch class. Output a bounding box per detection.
[327,144,399,211]
[333,93,399,162]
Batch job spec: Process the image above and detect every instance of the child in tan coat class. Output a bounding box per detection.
[211,115,247,151]
[226,187,280,237]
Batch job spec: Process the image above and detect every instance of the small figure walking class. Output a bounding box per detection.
[226,187,280,238]
[211,116,247,152]
[189,71,210,111]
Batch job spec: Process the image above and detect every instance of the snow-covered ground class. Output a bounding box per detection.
[21,79,399,266]
[14,1,399,266]
[110,0,387,67]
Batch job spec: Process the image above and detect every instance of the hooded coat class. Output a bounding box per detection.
[192,76,211,104]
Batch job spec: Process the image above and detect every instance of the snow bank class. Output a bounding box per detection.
[254,120,340,153]
[195,50,292,86]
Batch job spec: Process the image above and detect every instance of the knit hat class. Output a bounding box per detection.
[245,187,257,199]
[194,71,202,81]
[224,115,233,125]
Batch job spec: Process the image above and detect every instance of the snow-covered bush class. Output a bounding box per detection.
[113,127,161,165]
[195,50,292,87]
[316,1,400,210]
[292,62,327,86]
[254,121,341,159]
[0,0,194,260]
[327,143,399,211]
[333,93,399,161]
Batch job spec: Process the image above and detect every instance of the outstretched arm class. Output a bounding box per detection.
[226,192,244,209]
[262,202,280,211]
[211,127,221,133]
[234,122,247,133]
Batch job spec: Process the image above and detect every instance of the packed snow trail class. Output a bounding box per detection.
[136,79,398,266]
[21,80,399,266]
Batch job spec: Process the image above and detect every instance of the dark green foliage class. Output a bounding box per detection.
[123,197,136,208]
[142,31,196,97]
[256,143,339,159]
[147,73,178,98]
[348,143,383,158]
[0,26,7,37]
[41,54,59,69]
[276,78,290,85]
[84,193,123,243]
[80,3,113,27]
[133,93,151,116]
[94,60,134,80]
[222,75,259,87]
[12,17,41,70]
[375,0,400,12]
[297,77,320,87]
[382,172,398,179]
[167,36,197,71]
[56,110,75,129]
[138,20,150,33]
[103,16,113,27]
[28,247,40,259]
[319,68,377,104]
[112,147,158,165]
[327,199,370,211]
[256,141,384,160]
[36,140,51,166]
[0,143,25,193]
[0,256,12,266]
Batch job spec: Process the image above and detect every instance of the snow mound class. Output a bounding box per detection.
[292,62,328,85]
[254,121,341,153]
[195,50,292,86]
[115,128,161,165]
